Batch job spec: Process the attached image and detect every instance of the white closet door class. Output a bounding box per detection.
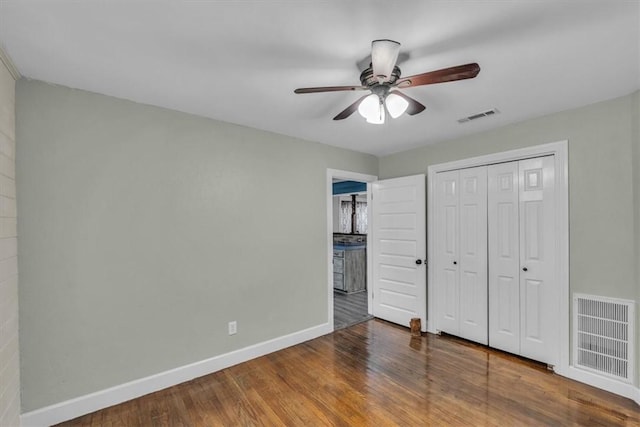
[458,166,488,344]
[488,162,520,353]
[435,170,460,335]
[519,156,558,365]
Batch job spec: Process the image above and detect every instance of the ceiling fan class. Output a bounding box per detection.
[294,40,480,124]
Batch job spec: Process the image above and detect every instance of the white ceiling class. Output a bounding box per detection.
[1,1,638,156]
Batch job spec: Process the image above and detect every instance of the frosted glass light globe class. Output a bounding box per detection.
[358,94,385,124]
[386,92,409,119]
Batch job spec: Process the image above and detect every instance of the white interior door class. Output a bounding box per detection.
[488,161,520,353]
[434,170,459,335]
[488,156,557,365]
[372,175,427,331]
[435,167,487,343]
[519,156,557,365]
[458,166,488,344]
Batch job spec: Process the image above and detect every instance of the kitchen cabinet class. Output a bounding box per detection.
[333,245,366,293]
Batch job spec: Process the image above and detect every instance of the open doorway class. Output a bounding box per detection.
[326,169,377,331]
[332,183,370,329]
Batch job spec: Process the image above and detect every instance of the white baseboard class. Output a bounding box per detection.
[21,322,332,427]
[564,366,638,402]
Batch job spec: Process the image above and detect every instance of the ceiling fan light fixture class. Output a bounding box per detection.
[366,106,385,124]
[294,40,480,123]
[358,93,385,124]
[385,92,409,119]
[371,39,400,82]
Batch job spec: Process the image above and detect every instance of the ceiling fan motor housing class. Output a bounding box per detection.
[360,65,401,87]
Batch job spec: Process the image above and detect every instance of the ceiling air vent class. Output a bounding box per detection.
[458,108,500,123]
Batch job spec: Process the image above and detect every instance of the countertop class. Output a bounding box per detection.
[334,243,366,250]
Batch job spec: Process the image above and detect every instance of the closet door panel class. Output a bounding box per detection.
[488,162,520,354]
[519,156,558,365]
[435,170,459,335]
[458,166,488,344]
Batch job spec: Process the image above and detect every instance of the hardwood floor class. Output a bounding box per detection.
[57,320,639,426]
[333,290,372,330]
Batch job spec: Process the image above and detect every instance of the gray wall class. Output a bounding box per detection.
[380,91,640,386]
[16,79,640,412]
[16,80,378,412]
[0,51,20,427]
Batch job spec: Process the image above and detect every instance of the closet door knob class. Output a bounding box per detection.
[522,267,528,272]
[453,261,457,265]
[415,259,422,265]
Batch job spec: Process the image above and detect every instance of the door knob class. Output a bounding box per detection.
[522,267,528,272]
[453,261,457,265]
[415,259,422,265]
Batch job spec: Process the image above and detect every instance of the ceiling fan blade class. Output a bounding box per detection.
[395,63,480,88]
[371,39,401,82]
[333,94,371,120]
[294,85,367,94]
[390,91,426,116]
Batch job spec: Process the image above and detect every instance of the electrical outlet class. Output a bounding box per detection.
[228,321,237,335]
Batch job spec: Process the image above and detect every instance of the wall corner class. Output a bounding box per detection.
[0,44,21,81]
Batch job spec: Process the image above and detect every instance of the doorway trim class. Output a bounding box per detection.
[426,140,569,376]
[326,169,378,331]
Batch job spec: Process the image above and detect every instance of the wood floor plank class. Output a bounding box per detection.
[333,290,372,330]
[56,320,640,426]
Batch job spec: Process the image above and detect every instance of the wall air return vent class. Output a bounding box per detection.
[457,108,500,123]
[573,294,634,383]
